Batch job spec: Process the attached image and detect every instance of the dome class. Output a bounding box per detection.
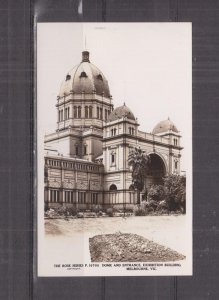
[107,103,135,122]
[152,118,178,134]
[59,51,111,98]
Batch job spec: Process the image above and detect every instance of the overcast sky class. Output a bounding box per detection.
[37,23,192,171]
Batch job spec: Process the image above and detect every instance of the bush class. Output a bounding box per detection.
[97,211,103,217]
[106,207,114,217]
[67,207,78,216]
[144,200,158,210]
[148,185,165,201]
[124,208,134,214]
[92,205,101,214]
[133,204,148,216]
[45,206,78,217]
[156,200,168,211]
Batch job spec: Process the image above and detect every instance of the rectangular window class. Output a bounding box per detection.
[65,191,74,203]
[91,193,98,204]
[112,154,115,164]
[78,192,86,204]
[50,189,60,202]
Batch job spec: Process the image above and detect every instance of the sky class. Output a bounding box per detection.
[37,23,192,171]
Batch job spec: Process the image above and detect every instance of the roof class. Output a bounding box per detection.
[107,103,135,122]
[152,118,179,134]
[59,51,111,98]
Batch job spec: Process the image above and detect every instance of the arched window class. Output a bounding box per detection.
[175,161,178,170]
[105,109,107,120]
[89,106,93,118]
[100,108,103,119]
[75,145,79,156]
[97,74,103,80]
[97,107,99,119]
[64,108,67,119]
[129,127,131,134]
[132,128,134,135]
[66,74,71,81]
[111,150,116,165]
[84,145,87,155]
[85,106,88,118]
[67,107,70,119]
[74,106,77,118]
[113,128,117,135]
[61,110,63,121]
[80,71,87,78]
[78,106,81,118]
[109,184,117,191]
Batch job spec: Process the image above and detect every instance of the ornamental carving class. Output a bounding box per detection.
[90,181,100,190]
[63,179,75,189]
[48,179,61,188]
[77,180,88,190]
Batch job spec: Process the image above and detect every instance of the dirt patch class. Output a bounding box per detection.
[45,220,63,235]
[89,233,186,262]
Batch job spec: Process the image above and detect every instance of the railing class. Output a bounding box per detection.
[57,93,112,105]
[137,130,170,145]
[45,127,82,141]
[45,156,104,173]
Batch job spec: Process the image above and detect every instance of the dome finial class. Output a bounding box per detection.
[82,51,90,62]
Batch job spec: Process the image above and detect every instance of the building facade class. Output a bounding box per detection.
[44,51,183,210]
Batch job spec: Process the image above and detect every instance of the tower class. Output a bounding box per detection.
[152,118,182,174]
[45,51,114,161]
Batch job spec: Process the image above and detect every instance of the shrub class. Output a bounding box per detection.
[67,207,78,216]
[97,211,103,217]
[45,206,78,217]
[106,207,114,217]
[148,185,165,201]
[145,200,158,210]
[156,200,168,211]
[133,204,148,216]
[92,205,101,214]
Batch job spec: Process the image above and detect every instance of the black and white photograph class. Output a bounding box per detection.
[37,23,192,276]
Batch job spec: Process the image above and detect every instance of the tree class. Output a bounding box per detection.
[163,174,186,213]
[128,147,150,204]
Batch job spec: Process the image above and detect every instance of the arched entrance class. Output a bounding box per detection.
[146,153,167,189]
